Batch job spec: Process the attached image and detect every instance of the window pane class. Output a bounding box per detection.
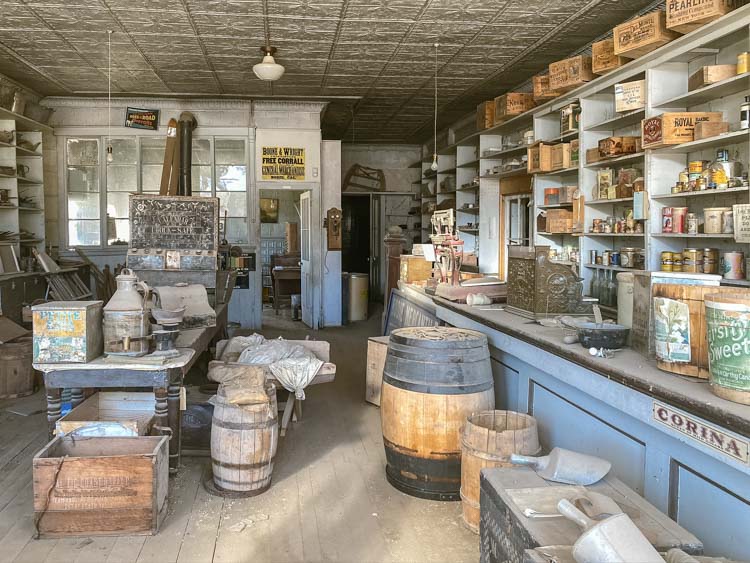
[107,218,130,245]
[109,138,137,164]
[218,192,247,217]
[68,166,99,192]
[107,165,138,191]
[225,218,248,244]
[216,139,245,165]
[68,192,99,219]
[217,165,246,191]
[192,139,211,165]
[142,164,162,192]
[67,139,98,166]
[192,165,212,192]
[141,137,166,164]
[106,192,130,219]
[196,191,213,198]
[68,220,100,246]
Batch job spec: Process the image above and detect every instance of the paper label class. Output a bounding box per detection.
[261,146,305,180]
[654,297,691,363]
[733,204,750,243]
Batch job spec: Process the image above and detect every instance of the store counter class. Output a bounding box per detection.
[397,287,750,559]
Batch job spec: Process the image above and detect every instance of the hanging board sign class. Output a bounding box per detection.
[125,107,160,131]
[129,195,219,251]
[733,204,750,243]
[261,146,305,180]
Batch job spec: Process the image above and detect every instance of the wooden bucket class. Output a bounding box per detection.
[210,382,278,496]
[0,337,36,399]
[652,284,746,379]
[705,293,750,405]
[460,410,540,533]
[381,327,495,501]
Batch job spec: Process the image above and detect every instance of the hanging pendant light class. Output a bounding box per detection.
[430,43,439,172]
[253,46,285,81]
[106,30,113,163]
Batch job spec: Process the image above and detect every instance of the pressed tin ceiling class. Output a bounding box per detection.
[0,0,659,143]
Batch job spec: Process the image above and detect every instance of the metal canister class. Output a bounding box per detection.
[722,209,734,234]
[635,250,646,270]
[738,52,749,74]
[661,251,674,272]
[682,248,703,273]
[662,207,673,233]
[721,251,746,280]
[589,250,598,265]
[703,248,720,274]
[686,213,698,235]
[672,252,683,272]
[705,207,730,234]
[620,247,637,268]
[672,207,688,234]
[610,251,621,266]
[602,250,611,266]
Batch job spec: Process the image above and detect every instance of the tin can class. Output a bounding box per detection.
[672,207,688,234]
[721,251,745,280]
[705,207,730,234]
[635,250,646,270]
[722,209,734,234]
[620,247,638,269]
[672,252,683,272]
[689,160,707,174]
[661,251,674,272]
[662,207,673,233]
[610,251,620,266]
[592,218,602,232]
[738,52,749,74]
[703,248,720,274]
[602,250,611,266]
[682,248,703,273]
[686,213,698,235]
[589,250,598,265]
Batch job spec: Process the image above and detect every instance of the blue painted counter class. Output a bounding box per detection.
[429,297,750,560]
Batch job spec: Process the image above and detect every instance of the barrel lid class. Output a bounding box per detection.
[390,326,487,349]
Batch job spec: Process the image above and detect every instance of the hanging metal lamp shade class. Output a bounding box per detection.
[253,46,285,81]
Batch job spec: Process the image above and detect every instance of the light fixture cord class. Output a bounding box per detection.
[107,30,112,148]
[433,43,438,161]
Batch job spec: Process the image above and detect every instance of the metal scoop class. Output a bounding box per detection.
[557,498,663,563]
[510,447,611,485]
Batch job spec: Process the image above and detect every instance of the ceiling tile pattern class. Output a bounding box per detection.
[0,0,658,142]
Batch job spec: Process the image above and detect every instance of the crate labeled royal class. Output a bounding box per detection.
[642,112,724,148]
[667,0,746,33]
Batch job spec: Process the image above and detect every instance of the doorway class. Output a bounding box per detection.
[501,193,532,279]
[342,194,371,276]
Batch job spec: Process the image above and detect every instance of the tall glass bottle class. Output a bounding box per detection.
[607,270,617,309]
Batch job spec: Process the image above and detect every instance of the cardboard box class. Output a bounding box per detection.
[694,120,730,140]
[641,112,724,148]
[56,392,156,437]
[366,336,388,406]
[667,0,744,34]
[32,301,103,364]
[614,11,681,59]
[551,143,572,171]
[688,64,737,91]
[532,75,559,102]
[546,209,574,233]
[527,143,554,174]
[592,39,628,75]
[548,55,594,91]
[598,136,640,158]
[494,93,535,124]
[476,101,495,131]
[615,80,646,112]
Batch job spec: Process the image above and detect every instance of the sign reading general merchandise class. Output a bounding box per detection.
[261,146,305,180]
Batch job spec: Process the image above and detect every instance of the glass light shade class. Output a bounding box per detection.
[253,54,285,81]
[430,156,438,171]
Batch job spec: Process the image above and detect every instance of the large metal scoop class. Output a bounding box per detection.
[510,447,611,485]
[558,498,663,563]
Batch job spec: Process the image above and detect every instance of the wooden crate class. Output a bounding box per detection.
[366,336,388,406]
[33,435,169,538]
[476,101,495,131]
[56,391,156,437]
[548,56,594,92]
[667,0,744,33]
[532,75,559,102]
[688,64,737,91]
[527,143,553,174]
[614,11,681,59]
[399,255,433,284]
[694,120,730,140]
[550,143,571,171]
[494,93,536,124]
[642,112,724,148]
[545,209,573,233]
[585,147,603,165]
[570,139,580,167]
[32,301,103,364]
[592,39,628,75]
[615,80,646,112]
[598,136,639,158]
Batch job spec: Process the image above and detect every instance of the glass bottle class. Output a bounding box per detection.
[607,270,618,309]
[591,269,600,300]
[708,149,729,190]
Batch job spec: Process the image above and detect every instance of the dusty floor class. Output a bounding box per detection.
[0,305,479,562]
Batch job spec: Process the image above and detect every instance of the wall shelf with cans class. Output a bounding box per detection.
[652,186,749,200]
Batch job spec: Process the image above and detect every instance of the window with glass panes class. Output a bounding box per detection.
[65,136,249,247]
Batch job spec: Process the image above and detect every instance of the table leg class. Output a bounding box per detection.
[46,388,61,440]
[71,388,84,408]
[168,384,181,471]
[154,387,176,469]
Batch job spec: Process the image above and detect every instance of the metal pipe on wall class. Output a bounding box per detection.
[178,111,197,196]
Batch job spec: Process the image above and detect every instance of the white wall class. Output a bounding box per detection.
[322,140,342,326]
[341,144,420,193]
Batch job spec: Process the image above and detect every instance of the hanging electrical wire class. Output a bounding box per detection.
[106,30,113,163]
[431,43,439,171]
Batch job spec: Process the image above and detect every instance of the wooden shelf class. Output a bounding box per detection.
[538,203,573,209]
[654,72,750,108]
[535,166,578,177]
[652,233,737,239]
[585,232,645,237]
[538,232,576,236]
[16,145,42,157]
[480,168,528,180]
[652,186,749,200]
[586,197,635,206]
[651,129,749,154]
[457,207,479,213]
[16,176,42,185]
[0,107,52,132]
[585,109,646,132]
[458,228,479,233]
[584,263,645,273]
[457,184,479,192]
[720,278,750,287]
[457,159,480,169]
[586,152,645,168]
[480,112,534,137]
[438,168,456,175]
[480,145,528,160]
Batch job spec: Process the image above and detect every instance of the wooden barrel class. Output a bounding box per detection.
[0,337,36,399]
[705,293,750,405]
[210,382,278,495]
[460,410,540,533]
[381,327,495,501]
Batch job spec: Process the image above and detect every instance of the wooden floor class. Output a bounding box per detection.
[0,308,479,562]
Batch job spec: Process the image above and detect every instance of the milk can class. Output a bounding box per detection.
[103,268,151,356]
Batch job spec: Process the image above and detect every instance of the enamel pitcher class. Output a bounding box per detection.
[103,268,151,356]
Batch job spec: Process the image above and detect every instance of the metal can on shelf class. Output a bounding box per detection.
[682,248,703,273]
[738,52,749,74]
[721,251,746,280]
[686,213,698,235]
[602,250,611,266]
[662,207,673,233]
[620,247,639,269]
[610,251,621,266]
[661,251,674,272]
[672,207,688,234]
[705,207,730,234]
[636,250,646,270]
[589,250,598,265]
[689,160,708,174]
[722,209,734,234]
[672,252,683,272]
[703,248,720,274]
[592,218,602,233]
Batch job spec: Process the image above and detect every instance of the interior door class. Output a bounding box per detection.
[300,190,313,328]
[370,194,382,300]
[503,194,532,276]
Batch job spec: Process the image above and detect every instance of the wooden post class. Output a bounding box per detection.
[384,228,406,304]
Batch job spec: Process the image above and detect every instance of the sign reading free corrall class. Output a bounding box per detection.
[261,146,305,180]
[653,402,749,465]
[706,297,750,392]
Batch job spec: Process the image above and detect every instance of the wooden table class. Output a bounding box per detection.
[272,266,301,314]
[35,303,227,472]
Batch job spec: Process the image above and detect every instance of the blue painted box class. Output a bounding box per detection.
[32,301,103,363]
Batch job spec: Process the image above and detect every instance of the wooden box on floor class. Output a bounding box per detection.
[366,336,388,406]
[33,435,169,538]
[56,391,156,436]
[614,11,680,59]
